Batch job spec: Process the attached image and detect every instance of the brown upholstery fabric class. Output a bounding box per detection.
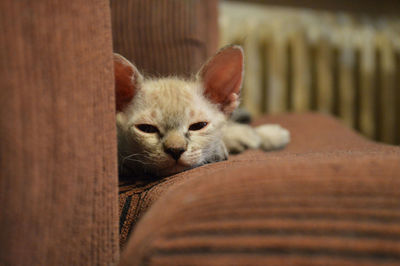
[111,0,219,77]
[0,1,119,265]
[119,113,400,265]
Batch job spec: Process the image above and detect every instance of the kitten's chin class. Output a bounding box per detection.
[176,158,193,167]
[121,156,201,178]
[157,158,201,176]
[160,163,191,176]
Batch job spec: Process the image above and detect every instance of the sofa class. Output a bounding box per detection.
[1,0,399,265]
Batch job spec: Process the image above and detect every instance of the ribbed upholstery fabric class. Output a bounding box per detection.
[119,113,400,265]
[0,1,119,265]
[111,0,219,77]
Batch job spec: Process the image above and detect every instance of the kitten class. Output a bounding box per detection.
[114,45,289,178]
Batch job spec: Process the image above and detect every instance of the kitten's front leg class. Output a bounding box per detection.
[222,122,290,154]
[222,122,261,153]
[254,124,290,151]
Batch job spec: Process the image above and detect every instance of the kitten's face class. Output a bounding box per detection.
[117,78,226,176]
[115,45,244,178]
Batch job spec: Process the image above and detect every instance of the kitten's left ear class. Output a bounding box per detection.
[196,45,244,115]
[114,53,143,112]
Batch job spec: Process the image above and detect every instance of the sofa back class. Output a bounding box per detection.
[111,0,219,77]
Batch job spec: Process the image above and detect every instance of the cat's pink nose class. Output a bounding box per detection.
[164,147,185,161]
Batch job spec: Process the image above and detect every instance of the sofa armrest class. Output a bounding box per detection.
[0,1,119,265]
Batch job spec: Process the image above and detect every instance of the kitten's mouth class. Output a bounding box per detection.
[176,159,191,167]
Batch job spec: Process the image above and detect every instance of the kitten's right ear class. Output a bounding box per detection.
[114,53,143,112]
[196,45,244,115]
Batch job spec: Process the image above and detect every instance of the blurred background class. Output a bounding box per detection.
[220,0,400,145]
[111,0,400,145]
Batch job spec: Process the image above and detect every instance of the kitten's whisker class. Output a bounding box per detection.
[124,158,152,165]
[121,153,153,167]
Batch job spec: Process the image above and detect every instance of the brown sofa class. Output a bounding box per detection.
[1,1,399,265]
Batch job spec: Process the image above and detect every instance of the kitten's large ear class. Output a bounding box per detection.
[114,53,143,112]
[196,45,244,115]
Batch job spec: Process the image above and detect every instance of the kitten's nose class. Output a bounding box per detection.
[164,147,185,161]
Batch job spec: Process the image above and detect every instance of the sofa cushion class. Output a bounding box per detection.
[119,113,400,265]
[119,113,400,255]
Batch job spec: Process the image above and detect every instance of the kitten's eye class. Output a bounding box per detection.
[135,124,159,133]
[189,122,208,131]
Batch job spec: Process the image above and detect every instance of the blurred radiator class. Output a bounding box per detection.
[220,2,400,144]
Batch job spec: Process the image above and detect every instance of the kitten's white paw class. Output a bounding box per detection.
[255,124,290,150]
[222,123,261,153]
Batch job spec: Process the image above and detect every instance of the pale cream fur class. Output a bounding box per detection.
[117,76,290,178]
[116,46,290,178]
[117,77,228,177]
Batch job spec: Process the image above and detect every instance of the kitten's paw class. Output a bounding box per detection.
[255,124,290,150]
[222,123,261,154]
[204,140,229,164]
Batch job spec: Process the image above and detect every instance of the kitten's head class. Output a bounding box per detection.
[115,45,244,177]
